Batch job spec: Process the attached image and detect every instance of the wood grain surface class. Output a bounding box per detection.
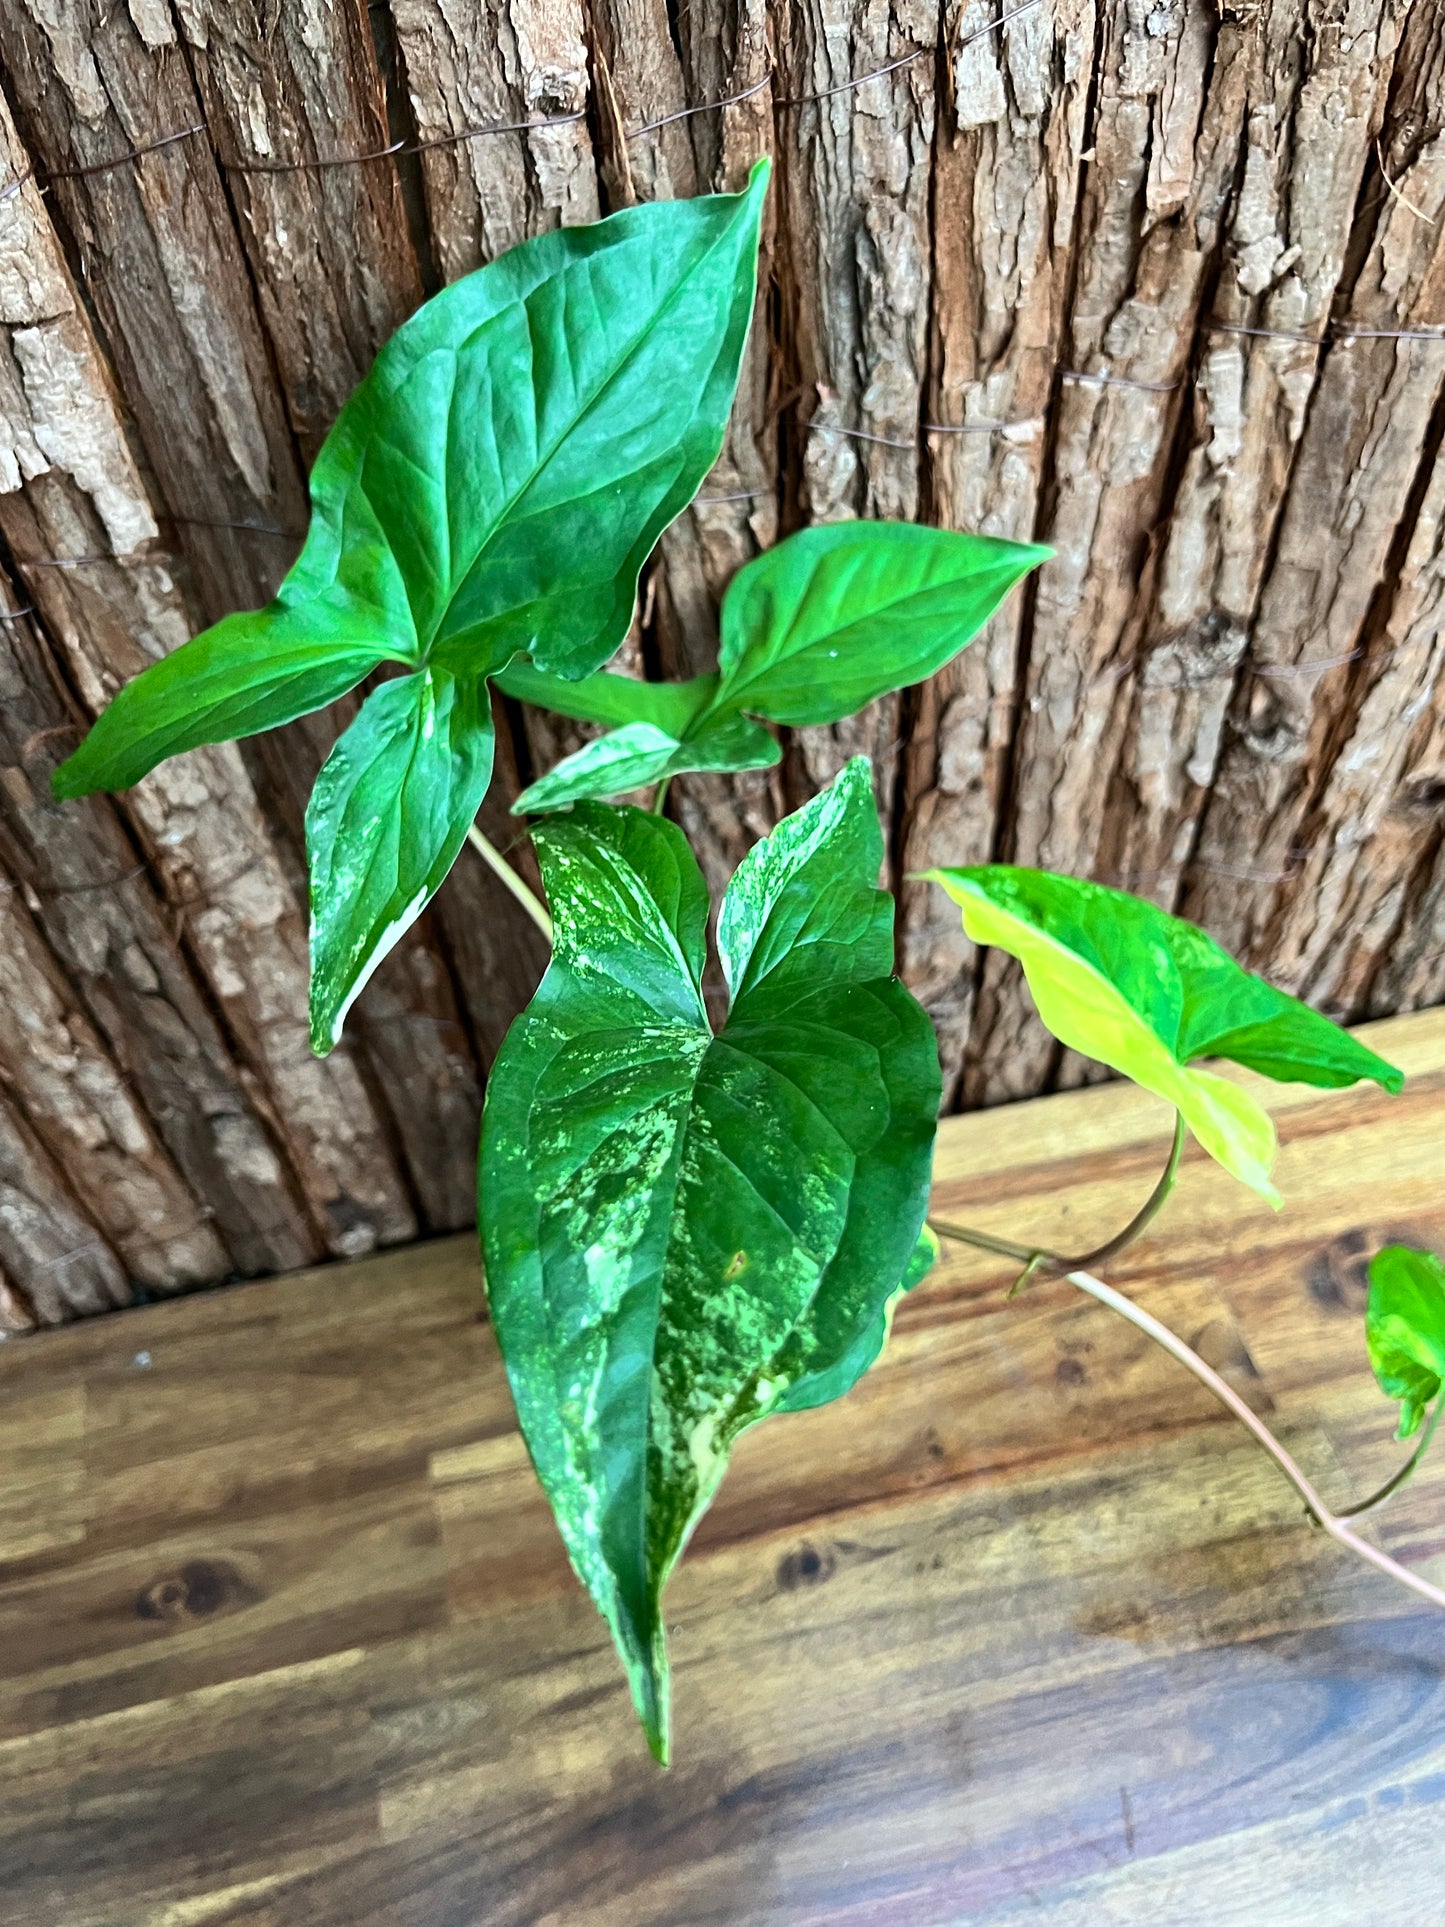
[0,1008,1442,1926]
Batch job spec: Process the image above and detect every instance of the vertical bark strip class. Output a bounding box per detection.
[0,588,322,1280]
[390,0,600,282]
[0,1083,132,1323]
[1099,0,1408,916]
[0,0,308,620]
[1183,4,1445,971]
[164,5,497,1234]
[0,873,228,1291]
[0,95,416,1262]
[1275,434,1445,1016]
[899,0,1094,1091]
[175,0,423,460]
[776,0,940,850]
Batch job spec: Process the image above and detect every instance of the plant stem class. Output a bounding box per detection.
[652,776,672,815]
[1338,1395,1445,1520]
[465,823,553,942]
[929,1112,1188,1284]
[1062,1266,1445,1615]
[1065,1114,1187,1271]
[926,1219,1039,1266]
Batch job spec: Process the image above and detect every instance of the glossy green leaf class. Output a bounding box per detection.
[50,624,400,801]
[512,714,778,812]
[54,164,769,799]
[480,758,939,1759]
[715,521,1051,726]
[306,669,494,1053]
[776,1223,939,1415]
[1366,1244,1445,1440]
[926,867,1403,1203]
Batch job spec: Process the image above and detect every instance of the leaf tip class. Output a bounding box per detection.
[1240,1166,1284,1210]
[307,997,339,1058]
[630,1646,672,1767]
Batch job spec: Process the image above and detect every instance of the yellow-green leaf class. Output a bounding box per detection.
[925,867,1403,1202]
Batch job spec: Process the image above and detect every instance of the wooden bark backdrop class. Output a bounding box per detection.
[0,0,1440,1328]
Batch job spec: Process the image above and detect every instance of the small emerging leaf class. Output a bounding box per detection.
[307,669,494,1053]
[512,714,778,812]
[926,867,1403,1202]
[480,759,940,1759]
[1367,1244,1445,1440]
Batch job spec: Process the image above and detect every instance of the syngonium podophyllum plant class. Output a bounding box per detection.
[56,164,1445,1761]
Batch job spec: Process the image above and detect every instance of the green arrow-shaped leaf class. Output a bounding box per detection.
[480,758,939,1759]
[1367,1244,1445,1440]
[925,867,1403,1202]
[54,161,767,793]
[511,714,779,812]
[715,521,1050,726]
[306,668,495,1052]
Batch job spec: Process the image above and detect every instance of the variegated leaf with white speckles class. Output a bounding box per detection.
[479,759,940,1760]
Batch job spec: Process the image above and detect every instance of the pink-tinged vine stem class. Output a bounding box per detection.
[1065,1268,1445,1614]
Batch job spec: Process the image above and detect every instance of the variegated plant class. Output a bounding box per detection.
[57,167,1435,1764]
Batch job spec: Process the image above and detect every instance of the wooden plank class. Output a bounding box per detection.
[0,1009,1441,1921]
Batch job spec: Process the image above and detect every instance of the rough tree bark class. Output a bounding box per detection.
[0,0,1438,1322]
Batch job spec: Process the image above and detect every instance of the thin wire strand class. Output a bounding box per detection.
[1063,369,1181,394]
[774,0,1042,108]
[807,421,917,449]
[1335,325,1445,342]
[1,1,1048,204]
[628,73,772,137]
[924,417,1040,435]
[1209,320,1327,346]
[0,123,207,203]
[166,514,302,539]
